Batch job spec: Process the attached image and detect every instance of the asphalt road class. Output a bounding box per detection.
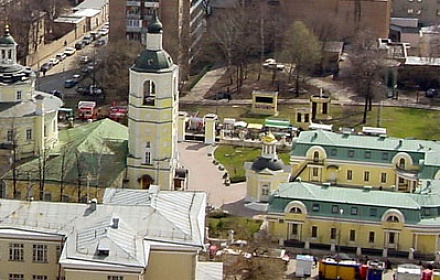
[35,36,108,108]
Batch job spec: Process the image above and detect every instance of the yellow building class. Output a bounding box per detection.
[127,14,181,191]
[267,180,440,257]
[245,132,290,203]
[0,26,62,160]
[290,130,440,192]
[1,119,128,202]
[0,188,222,280]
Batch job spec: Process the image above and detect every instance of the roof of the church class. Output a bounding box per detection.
[1,118,128,187]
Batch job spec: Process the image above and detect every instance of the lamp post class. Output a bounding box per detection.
[337,208,344,253]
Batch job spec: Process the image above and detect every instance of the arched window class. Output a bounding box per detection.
[386,215,400,223]
[143,80,156,106]
[313,151,319,162]
[399,158,405,169]
[289,207,302,214]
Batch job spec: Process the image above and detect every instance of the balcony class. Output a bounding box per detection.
[126,13,141,19]
[126,1,141,7]
[395,164,418,180]
[144,1,159,8]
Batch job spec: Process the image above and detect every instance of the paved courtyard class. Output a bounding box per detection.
[178,141,246,208]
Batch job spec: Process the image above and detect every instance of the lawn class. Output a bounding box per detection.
[200,103,440,182]
[214,145,290,183]
[181,103,440,140]
[207,212,263,239]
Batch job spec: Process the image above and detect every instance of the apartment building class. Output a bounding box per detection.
[391,0,440,26]
[109,0,210,75]
[264,0,391,40]
[0,188,221,280]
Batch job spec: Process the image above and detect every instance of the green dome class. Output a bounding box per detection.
[0,26,16,45]
[131,49,173,73]
[148,12,162,34]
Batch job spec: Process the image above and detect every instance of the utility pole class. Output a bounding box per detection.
[337,208,344,253]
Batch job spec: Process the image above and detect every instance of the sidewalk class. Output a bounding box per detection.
[181,66,440,111]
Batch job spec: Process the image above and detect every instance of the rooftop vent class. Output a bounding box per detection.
[97,239,110,257]
[89,198,97,211]
[111,217,119,229]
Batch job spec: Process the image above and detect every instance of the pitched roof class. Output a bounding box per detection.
[0,188,206,269]
[1,119,128,187]
[294,130,440,153]
[268,180,440,224]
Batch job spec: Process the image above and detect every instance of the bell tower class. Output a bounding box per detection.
[127,13,179,190]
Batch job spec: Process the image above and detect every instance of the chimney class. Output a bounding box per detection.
[35,94,45,116]
[89,198,97,211]
[111,217,119,229]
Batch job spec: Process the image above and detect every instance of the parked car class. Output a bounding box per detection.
[56,53,67,61]
[94,39,106,47]
[212,92,232,100]
[82,34,93,45]
[76,85,104,96]
[79,55,91,64]
[48,57,60,65]
[40,62,53,72]
[72,74,82,82]
[50,90,63,99]
[64,47,76,56]
[89,31,100,40]
[426,88,438,98]
[81,65,95,75]
[64,79,77,88]
[98,28,109,36]
[74,41,85,50]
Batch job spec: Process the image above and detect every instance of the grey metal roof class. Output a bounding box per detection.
[0,189,206,269]
[0,91,63,118]
[250,157,285,172]
[196,262,224,280]
[74,0,107,10]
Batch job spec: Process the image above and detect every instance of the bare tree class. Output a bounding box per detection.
[349,31,388,123]
[281,21,321,96]
[78,41,143,102]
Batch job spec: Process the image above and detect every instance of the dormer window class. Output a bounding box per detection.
[143,80,156,106]
[386,215,400,222]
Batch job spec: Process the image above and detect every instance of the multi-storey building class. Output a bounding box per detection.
[264,0,391,40]
[391,0,440,26]
[0,188,221,280]
[109,0,210,76]
[267,180,440,257]
[290,130,440,192]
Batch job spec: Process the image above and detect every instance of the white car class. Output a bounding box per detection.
[64,47,76,56]
[48,57,60,66]
[98,28,109,36]
[55,53,67,61]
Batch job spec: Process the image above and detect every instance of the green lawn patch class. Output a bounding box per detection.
[207,214,263,239]
[214,145,290,183]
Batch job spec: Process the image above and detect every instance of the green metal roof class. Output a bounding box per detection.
[0,27,16,45]
[291,130,440,167]
[265,118,291,129]
[268,180,440,224]
[131,50,174,73]
[2,119,128,187]
[294,130,440,153]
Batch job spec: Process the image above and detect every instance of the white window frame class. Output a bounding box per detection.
[33,244,47,262]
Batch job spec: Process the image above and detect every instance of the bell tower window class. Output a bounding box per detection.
[143,80,156,106]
